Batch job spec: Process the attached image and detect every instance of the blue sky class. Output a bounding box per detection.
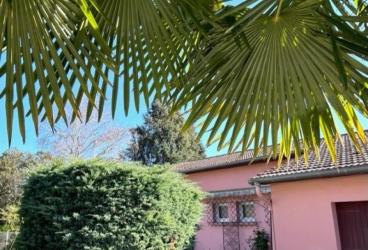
[0,0,367,157]
[0,91,229,156]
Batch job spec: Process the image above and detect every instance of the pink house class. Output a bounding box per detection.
[176,153,276,250]
[175,133,368,250]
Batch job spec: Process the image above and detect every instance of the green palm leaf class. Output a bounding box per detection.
[0,0,212,144]
[89,0,212,119]
[174,0,368,161]
[0,0,367,164]
[0,0,113,144]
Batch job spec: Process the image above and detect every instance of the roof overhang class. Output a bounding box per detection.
[249,164,368,185]
[176,156,272,174]
[206,186,271,199]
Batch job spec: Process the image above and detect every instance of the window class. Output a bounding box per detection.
[238,202,255,223]
[214,203,229,223]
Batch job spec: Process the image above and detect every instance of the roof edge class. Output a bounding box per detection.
[206,186,271,199]
[249,164,368,185]
[177,156,273,174]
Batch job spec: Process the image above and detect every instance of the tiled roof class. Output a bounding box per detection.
[175,132,368,183]
[250,132,368,184]
[174,148,275,173]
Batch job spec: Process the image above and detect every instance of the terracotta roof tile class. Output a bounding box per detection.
[174,148,275,173]
[175,132,368,180]
[250,132,368,184]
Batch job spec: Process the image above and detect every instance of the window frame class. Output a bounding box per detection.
[238,201,256,223]
[214,203,230,223]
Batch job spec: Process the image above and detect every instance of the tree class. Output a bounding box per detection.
[17,160,204,249]
[124,101,205,165]
[125,100,205,164]
[38,102,128,159]
[0,0,367,162]
[0,149,52,211]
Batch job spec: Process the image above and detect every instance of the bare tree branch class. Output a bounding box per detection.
[38,101,129,159]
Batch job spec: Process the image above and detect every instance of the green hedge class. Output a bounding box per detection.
[17,160,203,249]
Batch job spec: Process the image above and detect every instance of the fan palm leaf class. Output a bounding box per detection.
[87,0,212,120]
[173,0,368,161]
[0,0,367,163]
[0,0,210,143]
[0,0,113,144]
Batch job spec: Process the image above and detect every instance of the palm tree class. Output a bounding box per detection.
[0,0,367,162]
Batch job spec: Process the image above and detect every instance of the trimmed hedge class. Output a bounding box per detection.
[17,160,203,250]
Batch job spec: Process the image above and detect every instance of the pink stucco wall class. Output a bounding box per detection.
[186,162,274,192]
[271,174,368,250]
[185,162,275,250]
[194,199,270,250]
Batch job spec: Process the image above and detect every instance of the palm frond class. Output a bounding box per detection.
[88,0,211,120]
[174,0,368,161]
[0,0,112,144]
[1,0,367,164]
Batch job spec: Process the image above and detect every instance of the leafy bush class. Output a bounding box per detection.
[0,204,20,232]
[248,229,270,250]
[0,149,51,210]
[17,160,203,250]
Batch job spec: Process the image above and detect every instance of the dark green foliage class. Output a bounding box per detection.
[248,229,270,250]
[183,235,195,250]
[125,100,205,165]
[17,160,203,250]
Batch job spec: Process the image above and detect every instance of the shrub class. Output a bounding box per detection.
[0,149,52,211]
[248,229,270,250]
[17,160,203,250]
[0,204,20,232]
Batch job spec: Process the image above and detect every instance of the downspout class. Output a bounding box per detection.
[254,182,276,250]
[255,183,264,198]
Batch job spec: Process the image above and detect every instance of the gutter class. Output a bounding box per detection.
[206,186,271,199]
[249,164,368,185]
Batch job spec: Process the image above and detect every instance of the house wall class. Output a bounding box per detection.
[185,161,275,250]
[270,174,368,250]
[186,162,274,191]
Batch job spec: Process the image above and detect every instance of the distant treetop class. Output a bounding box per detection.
[124,100,205,165]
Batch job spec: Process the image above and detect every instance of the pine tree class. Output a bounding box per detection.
[125,101,205,165]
